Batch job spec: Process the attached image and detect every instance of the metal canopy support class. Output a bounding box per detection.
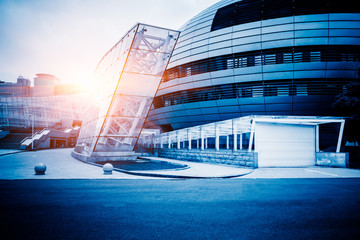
[153,116,346,154]
[233,119,237,151]
[336,120,345,153]
[177,131,180,149]
[240,133,243,150]
[201,127,204,150]
[168,134,171,149]
[315,125,320,152]
[248,120,255,152]
[188,129,192,150]
[215,123,219,151]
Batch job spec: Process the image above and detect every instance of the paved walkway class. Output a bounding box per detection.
[242,167,360,178]
[1,148,360,179]
[131,156,253,178]
[0,149,149,179]
[0,149,252,179]
[0,149,23,156]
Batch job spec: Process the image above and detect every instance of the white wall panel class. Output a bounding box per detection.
[262,39,293,49]
[294,38,328,46]
[232,43,262,53]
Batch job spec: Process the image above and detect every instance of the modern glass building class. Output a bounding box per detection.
[146,0,360,132]
[0,95,83,128]
[73,23,179,161]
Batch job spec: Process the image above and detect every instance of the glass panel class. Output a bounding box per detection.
[75,23,179,156]
[95,137,138,152]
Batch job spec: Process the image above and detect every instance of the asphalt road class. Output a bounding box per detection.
[1,179,360,240]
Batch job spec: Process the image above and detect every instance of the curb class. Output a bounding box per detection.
[0,150,24,157]
[71,153,255,179]
[90,159,254,179]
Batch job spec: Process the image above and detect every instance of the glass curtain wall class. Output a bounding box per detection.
[0,95,84,128]
[75,23,179,156]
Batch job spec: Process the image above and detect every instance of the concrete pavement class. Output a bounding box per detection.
[1,179,360,240]
[1,148,360,179]
[0,149,149,179]
[242,166,360,178]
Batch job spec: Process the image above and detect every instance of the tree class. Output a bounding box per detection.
[332,82,360,143]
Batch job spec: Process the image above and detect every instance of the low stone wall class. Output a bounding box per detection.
[316,152,349,168]
[71,150,137,163]
[158,148,258,168]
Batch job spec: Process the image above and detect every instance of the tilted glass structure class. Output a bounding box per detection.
[74,23,179,160]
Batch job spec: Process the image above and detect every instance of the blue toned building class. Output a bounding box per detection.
[146,0,360,132]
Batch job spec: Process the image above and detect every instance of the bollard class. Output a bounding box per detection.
[34,163,46,175]
[103,163,113,175]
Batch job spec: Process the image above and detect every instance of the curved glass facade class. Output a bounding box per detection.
[146,0,360,132]
[211,0,359,31]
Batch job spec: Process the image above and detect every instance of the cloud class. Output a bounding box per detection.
[0,0,220,84]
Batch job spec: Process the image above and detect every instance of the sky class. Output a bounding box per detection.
[0,0,220,86]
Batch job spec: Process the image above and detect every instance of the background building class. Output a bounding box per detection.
[146,0,360,135]
[0,73,85,131]
[33,73,61,97]
[0,76,31,97]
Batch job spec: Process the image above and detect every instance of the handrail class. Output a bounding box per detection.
[20,128,48,145]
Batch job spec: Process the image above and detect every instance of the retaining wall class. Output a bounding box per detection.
[316,152,349,168]
[158,148,258,168]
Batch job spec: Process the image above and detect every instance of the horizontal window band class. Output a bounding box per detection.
[162,45,360,82]
[153,78,351,109]
[211,0,359,31]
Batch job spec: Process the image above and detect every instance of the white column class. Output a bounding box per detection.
[197,139,199,149]
[226,135,229,149]
[233,121,237,151]
[188,130,192,150]
[248,120,255,152]
[215,123,219,151]
[315,125,320,152]
[240,133,243,150]
[160,137,163,148]
[205,138,208,149]
[168,134,171,149]
[177,132,180,149]
[336,121,345,153]
[201,127,204,150]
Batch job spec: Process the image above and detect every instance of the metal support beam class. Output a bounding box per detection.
[226,135,229,149]
[315,125,320,152]
[233,120,237,151]
[336,121,345,153]
[240,133,243,150]
[201,127,204,150]
[248,120,255,152]
[168,134,171,149]
[177,131,180,149]
[215,123,219,151]
[188,130,191,150]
